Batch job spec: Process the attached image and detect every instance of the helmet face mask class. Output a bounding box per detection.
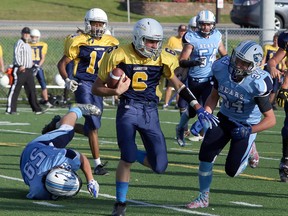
[30,29,41,43]
[45,167,82,197]
[84,8,108,38]
[133,18,163,60]
[196,10,215,36]
[229,40,263,82]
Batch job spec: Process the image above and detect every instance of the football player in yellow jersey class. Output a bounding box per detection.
[262,33,286,109]
[163,24,187,110]
[29,29,52,108]
[92,18,219,216]
[57,8,119,176]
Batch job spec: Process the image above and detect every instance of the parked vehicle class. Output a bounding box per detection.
[230,0,288,29]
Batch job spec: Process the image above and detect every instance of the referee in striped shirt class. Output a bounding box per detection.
[6,27,45,115]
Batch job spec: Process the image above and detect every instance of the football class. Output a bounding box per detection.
[106,68,125,89]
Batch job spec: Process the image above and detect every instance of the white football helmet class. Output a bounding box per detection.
[30,29,41,43]
[133,18,163,60]
[45,167,82,197]
[188,16,197,32]
[0,74,9,87]
[230,40,263,82]
[84,8,108,38]
[196,10,216,36]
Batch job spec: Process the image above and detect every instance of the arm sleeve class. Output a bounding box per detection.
[254,95,272,113]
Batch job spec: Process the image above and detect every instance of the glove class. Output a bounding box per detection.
[277,89,288,107]
[65,78,78,92]
[32,64,40,76]
[87,179,99,198]
[231,121,252,140]
[196,107,219,130]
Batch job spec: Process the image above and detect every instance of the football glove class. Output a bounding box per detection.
[65,78,79,92]
[196,107,219,130]
[231,121,252,140]
[87,179,99,198]
[32,64,40,76]
[277,89,288,108]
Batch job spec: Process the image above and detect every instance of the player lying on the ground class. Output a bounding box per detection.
[20,103,101,200]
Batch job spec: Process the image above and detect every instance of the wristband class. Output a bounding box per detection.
[190,100,199,107]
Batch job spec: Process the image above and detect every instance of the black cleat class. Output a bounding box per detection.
[41,115,61,134]
[112,202,126,216]
[94,161,109,175]
[279,159,288,182]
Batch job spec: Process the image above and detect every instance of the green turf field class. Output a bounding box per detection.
[0,104,286,216]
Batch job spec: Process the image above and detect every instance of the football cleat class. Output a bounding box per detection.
[176,125,185,147]
[279,160,288,182]
[188,135,204,142]
[41,115,61,134]
[70,103,102,116]
[45,101,54,108]
[94,161,109,175]
[112,201,127,216]
[248,142,259,168]
[186,192,209,209]
[35,109,47,115]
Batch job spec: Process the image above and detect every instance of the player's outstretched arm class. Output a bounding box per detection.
[80,153,99,198]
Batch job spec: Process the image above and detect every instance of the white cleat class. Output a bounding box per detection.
[71,103,102,116]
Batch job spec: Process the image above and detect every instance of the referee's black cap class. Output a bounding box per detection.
[21,27,31,34]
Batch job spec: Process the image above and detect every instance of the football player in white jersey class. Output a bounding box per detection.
[186,40,276,209]
[176,10,227,146]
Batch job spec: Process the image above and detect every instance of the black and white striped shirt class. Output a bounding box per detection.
[13,38,33,68]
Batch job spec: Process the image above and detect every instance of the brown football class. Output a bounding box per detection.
[106,68,125,89]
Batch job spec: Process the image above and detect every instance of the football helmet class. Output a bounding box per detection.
[0,74,9,87]
[196,10,216,36]
[188,16,197,32]
[229,40,263,82]
[45,167,82,197]
[133,18,163,60]
[30,29,41,43]
[84,8,108,38]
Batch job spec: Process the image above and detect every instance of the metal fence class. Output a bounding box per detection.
[0,23,281,104]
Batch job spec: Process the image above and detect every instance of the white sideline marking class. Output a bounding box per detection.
[0,129,38,135]
[0,175,24,182]
[230,201,263,207]
[0,174,219,216]
[33,201,64,207]
[0,121,30,126]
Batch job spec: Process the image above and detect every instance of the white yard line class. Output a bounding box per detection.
[0,174,219,215]
[230,201,263,207]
